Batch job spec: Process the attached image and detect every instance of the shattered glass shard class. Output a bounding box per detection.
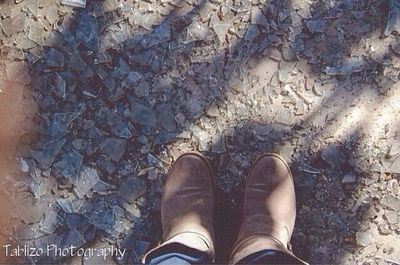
[6,61,31,84]
[58,25,79,48]
[325,57,365,76]
[131,102,157,127]
[48,109,85,138]
[82,197,120,235]
[54,150,83,181]
[93,179,115,194]
[141,23,171,48]
[57,197,75,213]
[28,22,44,45]
[1,14,26,36]
[44,48,65,68]
[381,194,400,211]
[244,24,260,42]
[187,22,209,41]
[76,13,98,51]
[99,138,127,162]
[40,207,63,234]
[117,177,147,203]
[320,146,346,167]
[213,23,230,42]
[211,134,226,153]
[57,228,86,252]
[30,178,48,198]
[251,7,269,26]
[122,71,142,88]
[61,0,86,8]
[158,104,177,132]
[74,166,100,198]
[112,58,131,78]
[24,0,38,17]
[31,138,67,168]
[111,123,132,139]
[385,0,400,35]
[54,73,66,100]
[27,50,41,64]
[306,18,326,33]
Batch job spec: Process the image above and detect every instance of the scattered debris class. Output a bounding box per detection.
[325,57,365,76]
[2,0,398,264]
[385,0,400,35]
[341,173,356,184]
[61,0,86,8]
[99,138,127,162]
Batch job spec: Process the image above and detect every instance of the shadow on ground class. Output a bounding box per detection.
[2,0,399,264]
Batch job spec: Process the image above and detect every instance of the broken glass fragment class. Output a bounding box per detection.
[20,158,30,173]
[341,173,356,184]
[27,49,41,64]
[131,102,157,127]
[24,0,38,17]
[99,138,127,162]
[158,104,177,132]
[384,156,400,174]
[58,25,79,48]
[381,194,400,211]
[74,166,100,198]
[6,61,31,84]
[53,73,66,100]
[111,123,132,139]
[385,0,400,35]
[39,206,63,234]
[120,235,150,264]
[155,131,177,144]
[320,146,346,167]
[76,13,98,51]
[31,138,67,168]
[141,23,171,48]
[45,31,64,48]
[30,177,48,198]
[44,48,65,68]
[251,7,269,27]
[244,24,260,42]
[44,5,58,25]
[117,177,147,203]
[211,134,226,153]
[112,58,131,79]
[28,22,44,45]
[48,108,85,138]
[306,18,326,33]
[82,196,126,237]
[1,14,26,36]
[93,179,115,194]
[213,22,230,42]
[122,71,142,88]
[356,230,374,247]
[95,51,112,64]
[34,234,58,253]
[299,164,321,174]
[147,153,163,168]
[61,0,86,8]
[187,21,209,41]
[57,228,86,254]
[57,197,83,213]
[325,57,365,76]
[54,150,83,182]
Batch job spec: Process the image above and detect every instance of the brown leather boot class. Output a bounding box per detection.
[143,152,215,262]
[230,153,307,264]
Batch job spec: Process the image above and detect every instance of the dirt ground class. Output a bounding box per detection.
[0,0,399,264]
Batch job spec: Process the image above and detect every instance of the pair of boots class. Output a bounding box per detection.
[143,152,307,264]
